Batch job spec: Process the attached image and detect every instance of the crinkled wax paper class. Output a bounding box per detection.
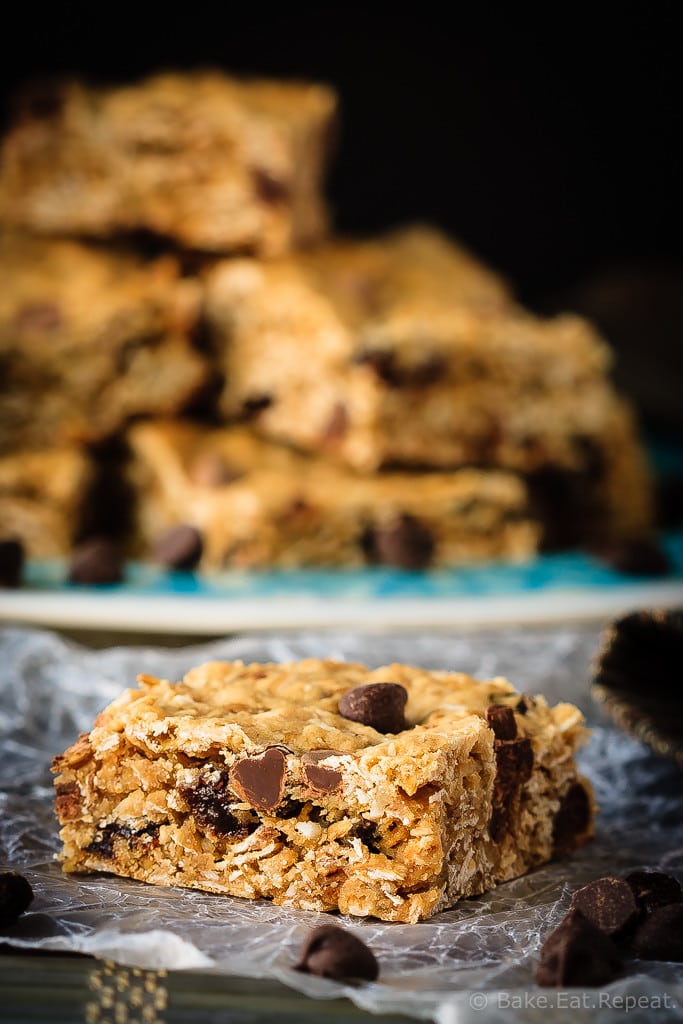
[1,625,682,1022]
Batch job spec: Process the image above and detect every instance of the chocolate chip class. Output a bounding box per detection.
[489,737,534,842]
[231,748,287,812]
[485,704,517,741]
[552,782,592,852]
[630,903,683,961]
[516,695,534,714]
[536,909,622,987]
[68,538,123,585]
[0,871,34,927]
[570,877,640,938]
[85,823,124,859]
[625,871,683,914]
[0,539,24,588]
[242,394,273,417]
[363,515,434,569]
[338,683,408,734]
[494,737,533,787]
[301,751,343,794]
[14,301,62,333]
[591,538,671,576]
[251,168,291,204]
[322,402,349,444]
[55,780,81,820]
[179,772,253,839]
[296,924,379,982]
[354,349,445,388]
[152,524,203,570]
[188,453,244,488]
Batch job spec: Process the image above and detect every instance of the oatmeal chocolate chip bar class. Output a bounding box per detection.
[0,446,94,557]
[128,419,539,569]
[0,235,208,453]
[205,225,653,543]
[52,658,593,923]
[0,71,336,255]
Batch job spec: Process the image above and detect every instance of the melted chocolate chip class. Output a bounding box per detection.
[301,751,343,794]
[189,453,244,488]
[180,772,252,839]
[552,782,592,852]
[0,539,24,588]
[85,823,126,859]
[354,348,445,388]
[625,871,683,914]
[152,524,203,570]
[322,402,349,444]
[0,872,34,927]
[296,924,379,981]
[489,737,534,842]
[242,394,273,417]
[14,301,63,333]
[231,748,287,812]
[338,683,408,734]
[494,737,533,788]
[536,909,622,987]
[516,695,533,714]
[630,903,683,961]
[570,877,640,938]
[68,538,124,585]
[252,168,291,204]
[362,515,435,569]
[485,704,517,741]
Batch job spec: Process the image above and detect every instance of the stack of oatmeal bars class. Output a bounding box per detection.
[0,70,655,574]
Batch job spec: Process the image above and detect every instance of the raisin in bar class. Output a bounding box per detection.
[0,71,336,255]
[0,446,93,556]
[205,226,653,543]
[128,419,539,569]
[0,234,207,453]
[52,658,593,923]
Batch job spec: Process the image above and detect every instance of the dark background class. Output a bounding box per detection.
[1,6,680,428]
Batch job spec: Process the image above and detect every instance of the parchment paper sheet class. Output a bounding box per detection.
[1,625,682,1022]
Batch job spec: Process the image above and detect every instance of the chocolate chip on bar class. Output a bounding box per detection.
[0,539,24,588]
[630,903,683,962]
[625,870,683,914]
[301,751,343,794]
[485,704,517,741]
[152,524,203,570]
[569,877,640,938]
[0,871,34,926]
[68,537,123,585]
[188,453,244,488]
[363,515,435,569]
[536,909,622,987]
[230,748,287,812]
[338,683,408,733]
[551,782,592,853]
[296,924,379,982]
